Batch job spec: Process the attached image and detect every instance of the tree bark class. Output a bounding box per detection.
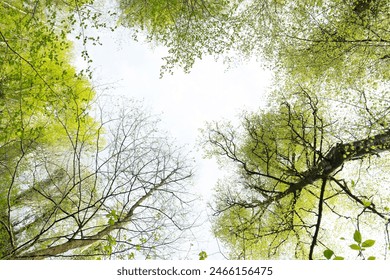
[11,176,170,259]
[269,130,390,203]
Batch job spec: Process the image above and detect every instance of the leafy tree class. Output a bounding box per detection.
[118,0,389,88]
[202,90,390,259]
[117,0,240,75]
[2,0,388,260]
[239,0,390,86]
[1,96,194,260]
[112,0,390,260]
[118,0,227,33]
[147,0,390,260]
[1,0,100,257]
[0,1,194,259]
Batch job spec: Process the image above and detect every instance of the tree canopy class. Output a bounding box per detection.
[117,0,389,85]
[0,0,194,259]
[1,0,389,260]
[202,90,390,259]
[191,0,390,259]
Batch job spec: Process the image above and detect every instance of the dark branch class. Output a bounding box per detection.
[309,178,326,260]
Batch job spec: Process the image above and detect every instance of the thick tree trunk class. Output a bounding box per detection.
[15,226,114,260]
[10,177,168,259]
[274,130,390,201]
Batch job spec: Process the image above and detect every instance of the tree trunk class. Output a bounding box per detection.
[274,130,390,201]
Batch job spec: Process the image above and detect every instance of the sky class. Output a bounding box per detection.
[74,26,273,259]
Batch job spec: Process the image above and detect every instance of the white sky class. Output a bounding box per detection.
[75,26,272,259]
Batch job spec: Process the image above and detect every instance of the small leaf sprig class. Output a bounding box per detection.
[349,230,376,260]
[323,230,376,260]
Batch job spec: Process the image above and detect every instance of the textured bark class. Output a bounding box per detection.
[270,130,390,203]
[12,177,167,259]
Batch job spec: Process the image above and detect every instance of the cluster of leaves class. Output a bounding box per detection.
[117,0,389,87]
[198,250,208,260]
[324,230,376,260]
[117,0,242,75]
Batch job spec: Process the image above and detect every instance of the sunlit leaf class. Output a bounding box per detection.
[349,244,361,250]
[199,251,208,260]
[362,240,375,248]
[362,200,371,207]
[323,249,334,260]
[353,230,362,243]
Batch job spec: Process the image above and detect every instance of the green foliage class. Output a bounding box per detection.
[118,0,240,75]
[0,0,101,258]
[362,239,375,248]
[118,0,231,37]
[196,0,390,260]
[0,0,98,146]
[353,230,362,243]
[198,251,208,260]
[103,234,117,256]
[349,244,361,251]
[106,210,120,226]
[1,0,194,260]
[207,91,340,259]
[206,86,390,259]
[324,230,377,260]
[1,0,388,261]
[362,200,372,208]
[128,252,135,260]
[117,0,389,87]
[323,249,334,260]
[323,249,344,260]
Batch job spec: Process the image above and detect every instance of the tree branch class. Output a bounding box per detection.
[262,130,390,205]
[309,178,326,260]
[13,174,173,259]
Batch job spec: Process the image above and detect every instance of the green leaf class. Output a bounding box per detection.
[350,244,361,250]
[353,230,362,243]
[333,256,344,260]
[103,245,112,255]
[198,251,208,260]
[323,249,334,260]
[111,210,119,219]
[140,237,147,244]
[362,200,371,207]
[107,235,116,246]
[362,239,375,248]
[367,256,376,260]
